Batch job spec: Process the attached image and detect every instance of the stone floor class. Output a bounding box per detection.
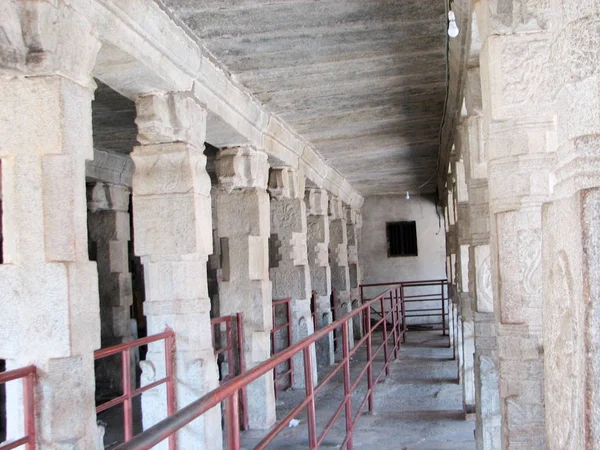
[240,330,475,449]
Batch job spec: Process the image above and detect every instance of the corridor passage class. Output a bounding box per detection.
[241,331,475,449]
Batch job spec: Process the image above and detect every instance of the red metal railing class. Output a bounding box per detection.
[94,329,176,449]
[270,297,293,399]
[112,283,405,450]
[0,366,36,450]
[211,313,248,430]
[361,279,448,335]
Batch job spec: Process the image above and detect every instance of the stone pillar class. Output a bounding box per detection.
[306,189,335,366]
[215,146,276,429]
[542,4,600,448]
[268,167,317,389]
[346,206,363,340]
[328,196,354,349]
[132,92,221,449]
[452,156,476,415]
[457,66,502,450]
[0,2,102,447]
[87,183,134,393]
[480,4,555,446]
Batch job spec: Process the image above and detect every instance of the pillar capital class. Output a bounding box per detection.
[215,145,269,192]
[305,188,329,216]
[328,196,344,220]
[268,166,305,200]
[135,92,207,150]
[0,0,100,90]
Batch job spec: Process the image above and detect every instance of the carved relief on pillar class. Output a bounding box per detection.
[474,245,493,314]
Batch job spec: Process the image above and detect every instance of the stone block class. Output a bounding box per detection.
[216,146,269,192]
[135,92,207,150]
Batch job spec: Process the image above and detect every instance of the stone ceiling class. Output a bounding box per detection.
[92,1,448,197]
[163,0,447,196]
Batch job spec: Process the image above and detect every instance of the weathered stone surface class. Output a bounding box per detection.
[216,146,276,429]
[132,93,221,449]
[0,73,101,447]
[268,167,317,388]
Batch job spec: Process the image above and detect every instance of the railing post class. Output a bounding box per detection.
[380,296,390,377]
[122,349,133,442]
[395,288,402,350]
[165,332,177,450]
[303,347,318,449]
[365,305,374,413]
[225,393,241,450]
[400,285,407,343]
[441,280,447,336]
[226,319,234,380]
[341,321,353,450]
[236,312,249,431]
[391,291,398,360]
[24,368,36,450]
[287,300,294,388]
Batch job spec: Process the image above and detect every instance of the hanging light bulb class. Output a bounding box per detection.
[406,191,410,200]
[448,10,459,38]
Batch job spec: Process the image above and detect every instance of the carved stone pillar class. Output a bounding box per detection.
[329,196,354,349]
[87,183,134,393]
[268,167,317,388]
[215,146,276,429]
[132,92,221,449]
[452,155,476,415]
[480,5,555,445]
[306,189,334,366]
[541,4,600,448]
[346,207,363,340]
[458,64,502,450]
[0,2,102,446]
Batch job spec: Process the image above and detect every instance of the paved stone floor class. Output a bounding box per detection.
[240,330,476,449]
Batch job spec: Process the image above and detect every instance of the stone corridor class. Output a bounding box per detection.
[241,331,475,450]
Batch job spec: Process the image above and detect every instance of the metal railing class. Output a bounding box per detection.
[94,329,176,449]
[113,283,405,450]
[361,279,448,335]
[211,313,248,430]
[270,297,293,399]
[0,365,36,450]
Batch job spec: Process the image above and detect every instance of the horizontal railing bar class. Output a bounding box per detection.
[404,307,444,312]
[114,285,403,450]
[211,316,236,325]
[359,279,446,288]
[96,376,170,414]
[271,323,291,333]
[94,330,174,359]
[405,313,448,317]
[272,298,292,306]
[255,396,312,449]
[214,347,231,356]
[317,395,348,446]
[0,365,36,384]
[0,436,29,450]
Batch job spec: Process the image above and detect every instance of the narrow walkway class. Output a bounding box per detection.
[241,331,475,449]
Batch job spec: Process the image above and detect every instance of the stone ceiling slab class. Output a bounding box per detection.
[159,0,446,195]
